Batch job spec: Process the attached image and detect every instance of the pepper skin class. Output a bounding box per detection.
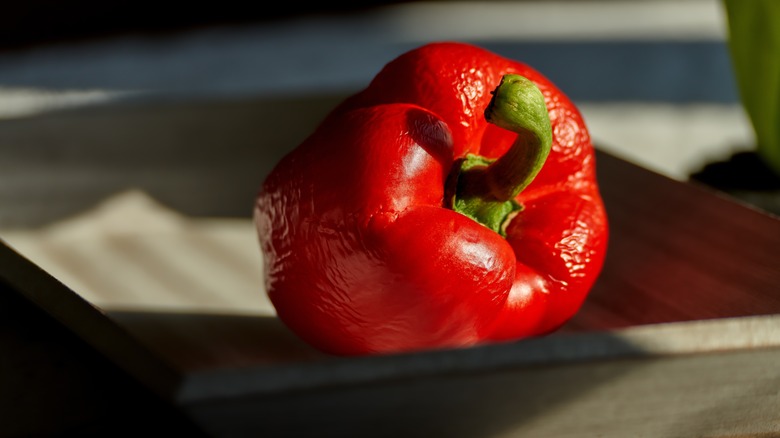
[254,42,608,356]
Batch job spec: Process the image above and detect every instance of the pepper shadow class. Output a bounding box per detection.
[106,308,780,438]
[105,308,646,437]
[689,149,780,217]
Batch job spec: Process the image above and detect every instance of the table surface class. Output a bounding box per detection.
[0,94,779,436]
[2,2,779,435]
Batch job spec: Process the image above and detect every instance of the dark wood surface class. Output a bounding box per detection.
[2,95,780,367]
[564,150,780,331]
[101,147,780,373]
[2,96,780,436]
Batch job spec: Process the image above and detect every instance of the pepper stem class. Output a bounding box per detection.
[450,74,552,236]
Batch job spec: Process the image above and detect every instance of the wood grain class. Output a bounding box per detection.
[2,97,780,436]
[103,148,780,372]
[564,150,780,331]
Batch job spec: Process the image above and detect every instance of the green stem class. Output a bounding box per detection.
[450,74,552,236]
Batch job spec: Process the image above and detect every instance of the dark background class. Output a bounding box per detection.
[0,1,412,51]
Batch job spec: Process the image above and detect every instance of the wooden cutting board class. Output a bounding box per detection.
[1,96,779,437]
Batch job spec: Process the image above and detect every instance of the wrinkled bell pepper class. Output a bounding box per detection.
[254,42,608,356]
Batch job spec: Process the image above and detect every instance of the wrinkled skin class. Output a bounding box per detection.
[255,42,608,355]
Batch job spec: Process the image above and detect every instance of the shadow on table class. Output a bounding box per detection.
[106,308,645,437]
[690,149,780,217]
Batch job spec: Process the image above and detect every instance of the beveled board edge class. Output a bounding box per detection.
[0,238,184,399]
[177,312,780,404]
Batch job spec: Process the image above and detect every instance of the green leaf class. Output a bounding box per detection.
[723,0,780,175]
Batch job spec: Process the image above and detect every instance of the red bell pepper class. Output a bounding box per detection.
[254,42,608,356]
